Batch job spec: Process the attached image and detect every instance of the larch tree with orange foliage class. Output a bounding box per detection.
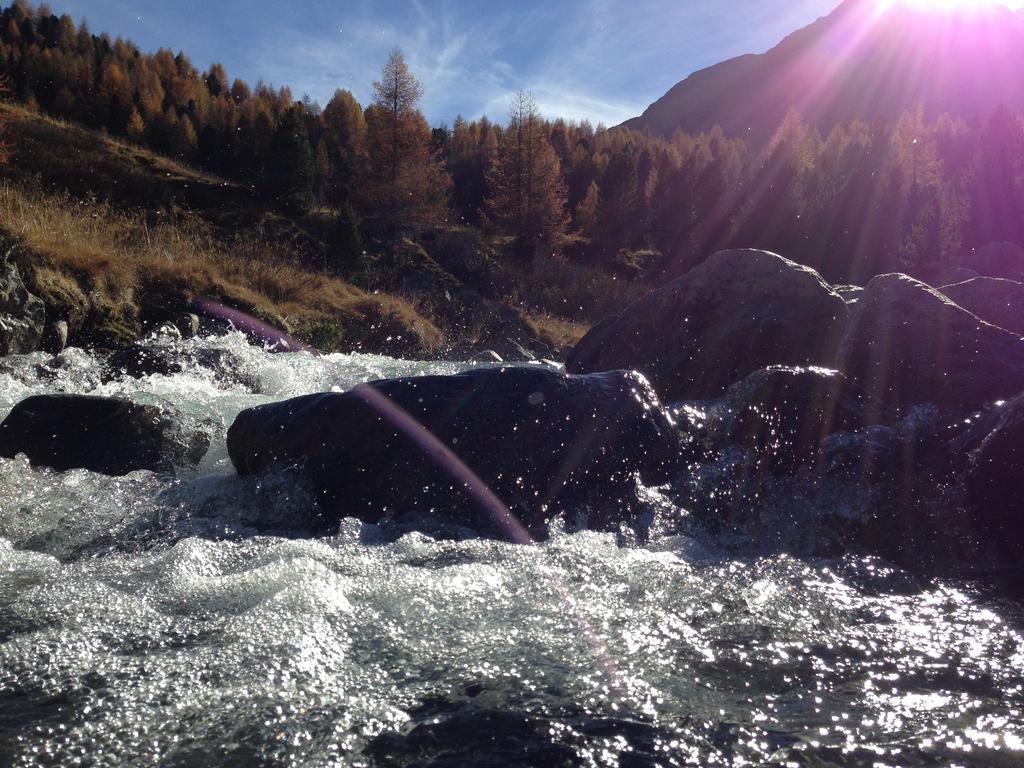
[363,48,449,233]
[487,90,569,258]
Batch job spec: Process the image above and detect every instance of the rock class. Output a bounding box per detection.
[722,366,870,472]
[962,241,1024,282]
[566,250,848,402]
[0,259,46,355]
[832,284,864,305]
[40,319,68,355]
[0,394,209,475]
[964,394,1024,556]
[836,273,1024,414]
[470,350,504,363]
[173,312,201,339]
[491,338,536,362]
[939,277,1024,336]
[948,267,980,284]
[227,367,686,534]
[154,322,183,340]
[102,343,261,392]
[103,344,183,381]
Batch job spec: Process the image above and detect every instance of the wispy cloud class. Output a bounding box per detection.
[52,0,886,126]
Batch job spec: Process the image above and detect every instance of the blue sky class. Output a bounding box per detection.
[43,1,1012,125]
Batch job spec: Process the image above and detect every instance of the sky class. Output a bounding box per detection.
[47,0,1023,126]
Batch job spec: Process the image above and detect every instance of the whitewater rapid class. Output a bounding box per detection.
[1,334,1022,767]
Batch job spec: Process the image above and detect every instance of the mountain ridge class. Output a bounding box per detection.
[623,0,1024,141]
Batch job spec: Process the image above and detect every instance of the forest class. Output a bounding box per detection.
[2,0,1024,301]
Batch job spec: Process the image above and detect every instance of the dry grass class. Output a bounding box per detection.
[523,312,589,353]
[0,182,443,354]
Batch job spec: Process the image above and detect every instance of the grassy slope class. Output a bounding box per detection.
[0,104,444,356]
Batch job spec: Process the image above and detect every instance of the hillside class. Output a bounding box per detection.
[0,103,586,358]
[624,0,1024,142]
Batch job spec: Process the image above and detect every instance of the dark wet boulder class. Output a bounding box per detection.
[566,250,848,402]
[227,367,686,534]
[939,277,1024,337]
[721,366,870,473]
[103,344,183,380]
[0,258,45,355]
[836,273,1024,414]
[0,394,209,475]
[102,344,260,392]
[40,319,68,355]
[964,394,1024,556]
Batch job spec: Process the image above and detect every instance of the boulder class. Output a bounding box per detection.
[0,394,209,475]
[102,344,260,391]
[173,312,201,339]
[40,319,68,355]
[832,284,864,305]
[948,267,980,284]
[721,366,870,472]
[939,277,1024,336]
[0,258,45,356]
[836,273,1024,414]
[566,250,848,402]
[964,394,1024,556]
[227,367,686,534]
[103,344,183,380]
[962,241,1024,282]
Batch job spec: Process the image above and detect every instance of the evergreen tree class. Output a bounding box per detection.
[322,88,366,205]
[266,106,315,215]
[363,48,449,232]
[487,90,569,256]
[125,107,145,143]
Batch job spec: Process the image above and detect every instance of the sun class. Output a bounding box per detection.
[876,0,1013,11]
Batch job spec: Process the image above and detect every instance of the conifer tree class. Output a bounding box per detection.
[487,90,569,256]
[266,106,314,215]
[126,108,145,143]
[363,48,449,232]
[322,88,366,205]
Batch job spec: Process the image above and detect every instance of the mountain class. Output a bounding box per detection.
[623,0,1024,141]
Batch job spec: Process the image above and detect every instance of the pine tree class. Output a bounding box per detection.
[266,106,314,215]
[487,90,569,256]
[574,181,600,238]
[126,108,145,143]
[322,88,366,205]
[363,48,449,232]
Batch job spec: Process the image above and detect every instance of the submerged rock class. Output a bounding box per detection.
[721,366,870,472]
[836,273,1024,414]
[0,394,209,475]
[0,258,46,356]
[566,249,848,402]
[939,277,1024,337]
[102,343,260,392]
[103,344,183,380]
[227,367,686,534]
[964,394,1024,557]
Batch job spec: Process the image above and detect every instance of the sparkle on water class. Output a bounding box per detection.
[1,333,1022,767]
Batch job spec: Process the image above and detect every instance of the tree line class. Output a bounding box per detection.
[2,0,1024,290]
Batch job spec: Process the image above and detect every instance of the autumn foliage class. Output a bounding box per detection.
[1,0,1024,294]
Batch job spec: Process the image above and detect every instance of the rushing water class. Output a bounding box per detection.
[1,334,1022,767]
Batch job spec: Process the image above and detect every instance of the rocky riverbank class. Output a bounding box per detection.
[3,247,1023,587]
